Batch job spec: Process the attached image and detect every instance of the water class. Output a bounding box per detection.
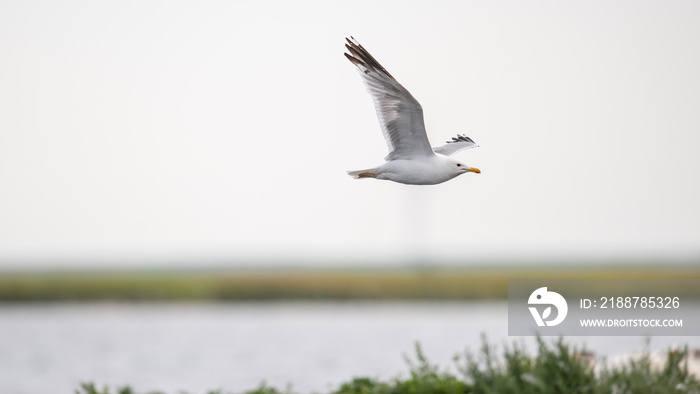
[1,302,698,394]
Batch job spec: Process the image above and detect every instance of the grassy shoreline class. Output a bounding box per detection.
[76,337,700,394]
[2,265,699,301]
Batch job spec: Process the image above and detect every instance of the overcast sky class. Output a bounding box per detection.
[1,1,698,268]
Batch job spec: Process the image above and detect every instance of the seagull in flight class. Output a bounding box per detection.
[345,37,481,185]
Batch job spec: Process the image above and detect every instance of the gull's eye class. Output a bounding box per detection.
[456,163,461,167]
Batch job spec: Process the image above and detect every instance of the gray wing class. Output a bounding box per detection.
[345,37,435,160]
[432,134,479,156]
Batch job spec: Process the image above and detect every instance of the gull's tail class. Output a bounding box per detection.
[347,168,378,179]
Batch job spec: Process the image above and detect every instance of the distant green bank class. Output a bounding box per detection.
[1,266,699,301]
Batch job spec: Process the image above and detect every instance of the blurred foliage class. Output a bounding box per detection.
[2,266,699,301]
[77,336,700,394]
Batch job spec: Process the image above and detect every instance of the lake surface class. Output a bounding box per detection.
[1,302,698,394]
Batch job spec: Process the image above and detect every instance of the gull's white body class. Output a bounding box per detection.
[349,155,470,185]
[344,37,480,185]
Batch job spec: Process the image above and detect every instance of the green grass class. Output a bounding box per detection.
[3,265,700,301]
[76,337,700,394]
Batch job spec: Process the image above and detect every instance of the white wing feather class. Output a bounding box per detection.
[345,37,435,160]
[432,134,479,156]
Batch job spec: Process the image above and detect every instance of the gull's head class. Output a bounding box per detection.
[446,157,481,177]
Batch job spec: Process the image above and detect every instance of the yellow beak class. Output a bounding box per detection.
[464,167,481,174]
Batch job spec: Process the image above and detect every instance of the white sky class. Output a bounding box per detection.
[1,1,699,268]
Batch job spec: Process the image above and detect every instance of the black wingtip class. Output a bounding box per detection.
[446,134,476,144]
[343,36,395,79]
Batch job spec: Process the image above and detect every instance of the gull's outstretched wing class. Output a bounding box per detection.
[345,37,434,160]
[432,134,479,156]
